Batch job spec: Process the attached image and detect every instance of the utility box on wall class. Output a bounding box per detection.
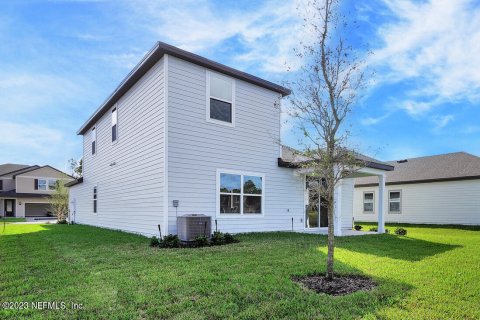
[177,214,211,241]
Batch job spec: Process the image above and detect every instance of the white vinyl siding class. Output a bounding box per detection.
[353,180,480,225]
[69,57,166,236]
[166,56,304,234]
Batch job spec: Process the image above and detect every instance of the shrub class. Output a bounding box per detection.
[369,227,378,232]
[57,219,68,225]
[210,231,225,246]
[159,234,181,248]
[385,229,390,234]
[194,235,209,247]
[150,236,160,247]
[354,225,363,231]
[395,227,407,236]
[223,233,238,244]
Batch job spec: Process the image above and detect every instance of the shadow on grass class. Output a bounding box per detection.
[1,226,417,319]
[337,233,461,261]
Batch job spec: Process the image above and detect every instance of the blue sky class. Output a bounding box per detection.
[1,0,479,171]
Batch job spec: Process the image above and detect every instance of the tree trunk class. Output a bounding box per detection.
[326,194,335,280]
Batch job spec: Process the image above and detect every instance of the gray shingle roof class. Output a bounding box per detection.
[0,164,32,176]
[280,146,394,171]
[0,189,51,198]
[355,152,480,186]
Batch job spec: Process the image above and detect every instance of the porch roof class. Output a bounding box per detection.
[0,189,51,199]
[278,146,394,172]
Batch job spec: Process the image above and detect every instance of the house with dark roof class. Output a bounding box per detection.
[0,164,74,218]
[353,152,480,225]
[67,42,394,237]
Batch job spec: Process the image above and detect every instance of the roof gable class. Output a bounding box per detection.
[14,165,74,179]
[0,164,37,177]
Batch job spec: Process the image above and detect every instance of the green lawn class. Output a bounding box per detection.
[0,224,479,319]
[0,217,26,223]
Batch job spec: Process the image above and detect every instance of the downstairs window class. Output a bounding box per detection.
[218,171,264,215]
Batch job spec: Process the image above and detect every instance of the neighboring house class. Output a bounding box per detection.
[0,164,74,218]
[353,152,480,225]
[67,41,393,237]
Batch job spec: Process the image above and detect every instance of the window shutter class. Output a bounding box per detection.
[34,179,38,190]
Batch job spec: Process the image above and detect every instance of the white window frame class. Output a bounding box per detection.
[388,190,402,214]
[111,106,118,144]
[363,191,375,214]
[91,126,97,155]
[216,169,265,218]
[206,70,236,127]
[37,178,57,191]
[38,179,47,191]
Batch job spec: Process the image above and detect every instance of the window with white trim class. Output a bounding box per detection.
[91,126,96,155]
[111,107,117,142]
[363,191,374,213]
[389,190,402,213]
[35,178,57,191]
[207,71,235,125]
[218,172,263,215]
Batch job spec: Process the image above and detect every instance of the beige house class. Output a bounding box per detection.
[0,164,74,218]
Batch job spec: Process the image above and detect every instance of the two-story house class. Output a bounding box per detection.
[67,42,392,237]
[0,164,74,218]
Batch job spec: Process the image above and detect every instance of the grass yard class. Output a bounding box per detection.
[1,224,479,319]
[0,217,27,223]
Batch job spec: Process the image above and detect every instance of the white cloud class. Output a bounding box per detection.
[431,114,454,131]
[0,73,86,116]
[396,100,435,117]
[0,121,77,170]
[372,0,480,114]
[123,0,304,73]
[360,113,390,126]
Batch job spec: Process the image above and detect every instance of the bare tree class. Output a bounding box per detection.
[287,0,370,280]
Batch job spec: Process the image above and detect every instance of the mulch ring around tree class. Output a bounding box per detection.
[292,274,376,296]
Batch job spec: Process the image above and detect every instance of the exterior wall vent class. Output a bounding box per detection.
[177,214,211,241]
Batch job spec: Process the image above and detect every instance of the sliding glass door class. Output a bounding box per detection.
[305,178,328,229]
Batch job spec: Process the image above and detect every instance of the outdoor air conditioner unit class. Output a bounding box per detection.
[177,214,211,242]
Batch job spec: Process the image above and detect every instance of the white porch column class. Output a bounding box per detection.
[378,174,386,233]
[334,183,342,236]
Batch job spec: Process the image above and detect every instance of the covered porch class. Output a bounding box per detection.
[278,145,394,237]
[300,166,389,236]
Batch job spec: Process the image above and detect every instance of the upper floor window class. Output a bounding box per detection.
[363,191,374,214]
[0,180,3,191]
[111,107,118,142]
[389,190,402,214]
[207,71,235,126]
[217,171,264,216]
[34,179,57,191]
[91,127,96,155]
